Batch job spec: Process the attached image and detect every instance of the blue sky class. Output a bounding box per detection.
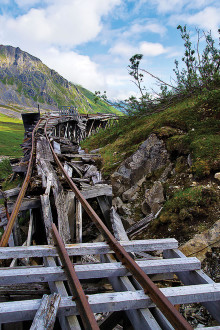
[0,0,219,100]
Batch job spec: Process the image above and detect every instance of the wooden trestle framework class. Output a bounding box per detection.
[0,112,219,329]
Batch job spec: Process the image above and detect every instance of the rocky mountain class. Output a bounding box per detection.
[0,45,118,114]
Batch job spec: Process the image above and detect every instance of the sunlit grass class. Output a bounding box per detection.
[0,114,24,156]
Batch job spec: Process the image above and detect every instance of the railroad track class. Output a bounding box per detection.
[0,114,219,329]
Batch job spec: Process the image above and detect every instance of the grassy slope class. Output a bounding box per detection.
[81,94,220,177]
[77,85,122,115]
[81,92,220,243]
[0,114,24,157]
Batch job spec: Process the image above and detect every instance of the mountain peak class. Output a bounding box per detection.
[0,44,119,114]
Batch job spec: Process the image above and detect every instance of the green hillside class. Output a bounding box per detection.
[81,90,220,178]
[0,45,119,115]
[77,85,121,115]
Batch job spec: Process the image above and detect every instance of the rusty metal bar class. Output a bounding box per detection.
[51,223,99,330]
[45,119,192,330]
[0,119,42,247]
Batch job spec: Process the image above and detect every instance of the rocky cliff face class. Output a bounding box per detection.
[111,132,220,254]
[0,45,116,114]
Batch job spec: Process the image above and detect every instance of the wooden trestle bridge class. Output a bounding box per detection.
[0,112,219,329]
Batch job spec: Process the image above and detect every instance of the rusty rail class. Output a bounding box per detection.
[45,118,193,330]
[52,223,99,329]
[0,119,42,247]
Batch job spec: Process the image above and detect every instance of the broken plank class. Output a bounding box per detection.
[126,214,154,237]
[30,293,61,330]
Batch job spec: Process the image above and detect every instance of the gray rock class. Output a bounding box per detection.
[145,181,165,215]
[111,134,169,196]
[141,200,151,215]
[122,185,139,202]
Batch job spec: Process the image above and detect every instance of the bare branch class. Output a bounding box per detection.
[140,68,179,90]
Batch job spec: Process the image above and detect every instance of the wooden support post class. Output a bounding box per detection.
[76,200,82,243]
[40,195,53,245]
[12,218,22,247]
[30,293,61,330]
[44,257,81,330]
[66,192,75,242]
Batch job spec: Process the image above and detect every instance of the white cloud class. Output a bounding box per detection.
[110,41,168,57]
[109,42,137,57]
[38,48,105,91]
[169,6,220,36]
[14,0,41,8]
[140,41,167,56]
[122,22,167,38]
[0,0,121,48]
[148,0,218,14]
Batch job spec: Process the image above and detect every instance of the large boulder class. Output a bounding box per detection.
[111,134,169,196]
[144,181,165,215]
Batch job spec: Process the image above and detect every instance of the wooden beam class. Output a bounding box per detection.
[81,185,112,200]
[0,239,178,259]
[40,195,53,245]
[110,207,129,241]
[0,188,20,199]
[1,284,220,323]
[7,198,41,213]
[0,257,200,285]
[75,200,82,243]
[30,293,61,330]
[97,196,111,230]
[44,257,81,330]
[163,248,220,323]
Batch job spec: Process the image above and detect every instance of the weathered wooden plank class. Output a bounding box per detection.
[0,188,20,199]
[30,293,61,330]
[64,162,73,178]
[110,207,129,241]
[163,248,220,323]
[53,141,61,155]
[81,185,112,199]
[1,284,220,323]
[126,214,154,237]
[75,200,82,243]
[36,142,71,244]
[7,198,41,213]
[0,239,178,259]
[102,253,161,330]
[40,195,53,245]
[66,192,75,242]
[44,257,81,330]
[0,257,200,285]
[97,196,112,230]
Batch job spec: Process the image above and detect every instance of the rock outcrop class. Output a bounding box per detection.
[111,134,169,196]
